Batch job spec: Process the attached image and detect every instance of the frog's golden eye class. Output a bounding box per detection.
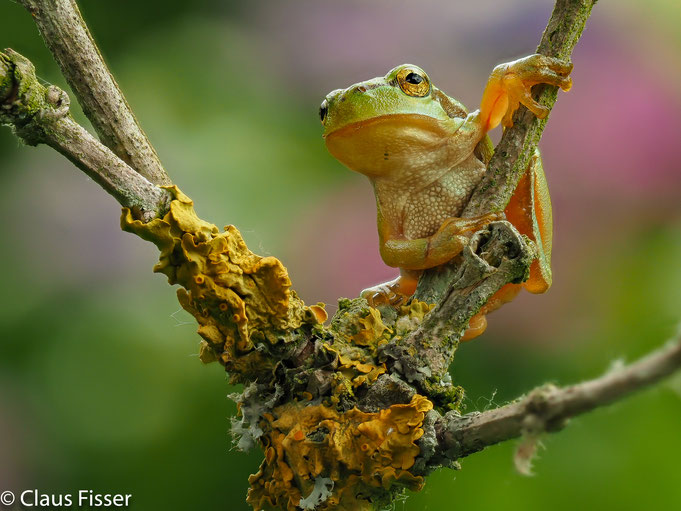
[396,68,430,97]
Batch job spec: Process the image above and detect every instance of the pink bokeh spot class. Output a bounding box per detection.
[287,180,397,306]
[547,30,681,196]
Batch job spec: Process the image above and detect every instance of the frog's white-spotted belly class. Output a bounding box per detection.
[402,154,486,239]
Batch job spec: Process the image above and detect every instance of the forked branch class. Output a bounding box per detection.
[3,0,680,509]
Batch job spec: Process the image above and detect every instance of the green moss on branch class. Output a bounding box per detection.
[0,48,170,220]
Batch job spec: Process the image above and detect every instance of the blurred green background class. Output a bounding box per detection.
[1,0,680,509]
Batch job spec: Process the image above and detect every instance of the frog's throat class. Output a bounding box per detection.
[323,113,461,140]
[324,113,467,182]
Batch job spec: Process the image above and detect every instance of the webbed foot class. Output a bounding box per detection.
[481,54,573,130]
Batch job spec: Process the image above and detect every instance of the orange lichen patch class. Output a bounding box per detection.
[310,304,328,324]
[247,394,433,511]
[198,340,218,364]
[338,350,386,389]
[121,186,323,382]
[333,298,434,352]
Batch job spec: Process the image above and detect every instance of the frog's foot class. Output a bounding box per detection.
[481,54,573,130]
[422,212,504,268]
[460,283,523,342]
[462,313,487,341]
[360,273,418,307]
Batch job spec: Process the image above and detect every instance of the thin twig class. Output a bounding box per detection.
[45,116,170,220]
[18,0,171,186]
[425,336,681,465]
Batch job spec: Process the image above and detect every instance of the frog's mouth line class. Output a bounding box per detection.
[323,113,449,140]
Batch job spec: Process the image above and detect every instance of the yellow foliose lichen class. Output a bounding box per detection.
[121,186,325,381]
[323,298,438,399]
[350,307,389,348]
[394,300,436,333]
[247,394,433,511]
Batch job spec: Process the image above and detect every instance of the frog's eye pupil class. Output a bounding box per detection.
[319,100,328,123]
[405,72,423,85]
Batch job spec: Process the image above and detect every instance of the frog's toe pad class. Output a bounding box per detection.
[461,313,488,342]
[360,276,416,307]
[360,284,408,307]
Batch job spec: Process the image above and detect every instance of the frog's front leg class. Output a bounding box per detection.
[361,213,500,306]
[478,54,572,131]
[380,213,501,271]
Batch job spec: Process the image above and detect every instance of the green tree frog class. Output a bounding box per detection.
[320,55,572,339]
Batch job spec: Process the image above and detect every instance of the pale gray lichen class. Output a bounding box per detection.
[230,383,284,452]
[298,478,334,510]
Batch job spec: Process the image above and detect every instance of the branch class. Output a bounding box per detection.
[416,0,597,303]
[463,0,597,218]
[0,49,170,220]
[420,336,681,468]
[12,1,667,510]
[17,0,171,186]
[381,222,533,402]
[394,0,597,391]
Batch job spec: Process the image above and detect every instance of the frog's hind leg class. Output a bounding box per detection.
[462,150,553,341]
[462,283,522,341]
[367,151,552,339]
[504,148,553,293]
[361,269,420,307]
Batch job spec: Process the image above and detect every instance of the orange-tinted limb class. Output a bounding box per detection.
[478,54,572,132]
[461,149,553,341]
[362,213,500,306]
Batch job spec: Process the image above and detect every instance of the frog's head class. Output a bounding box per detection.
[320,64,468,179]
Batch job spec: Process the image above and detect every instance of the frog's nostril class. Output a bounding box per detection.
[319,99,328,123]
